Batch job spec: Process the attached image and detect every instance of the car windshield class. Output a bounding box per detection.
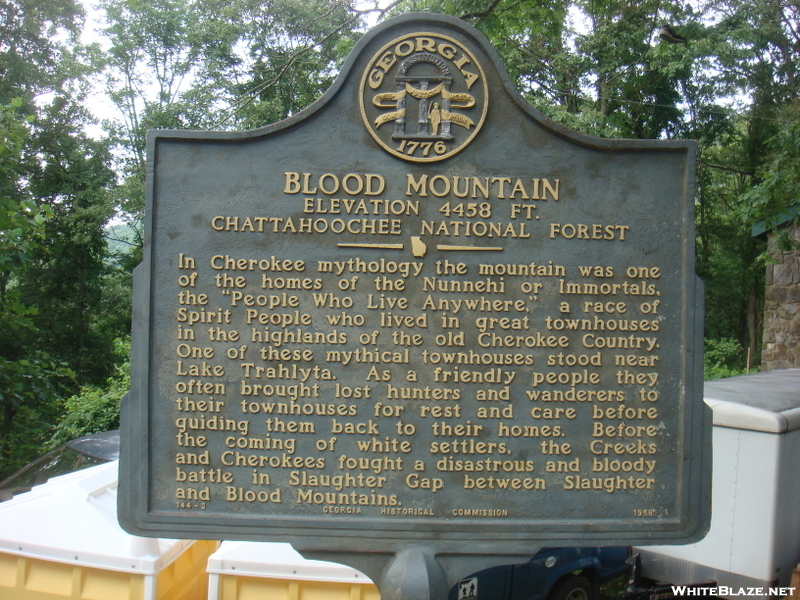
[0,430,119,502]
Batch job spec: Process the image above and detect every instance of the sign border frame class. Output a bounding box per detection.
[118,12,711,553]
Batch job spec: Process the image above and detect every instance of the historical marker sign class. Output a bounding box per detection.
[119,13,710,563]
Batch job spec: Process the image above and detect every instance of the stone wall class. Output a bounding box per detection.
[762,226,800,371]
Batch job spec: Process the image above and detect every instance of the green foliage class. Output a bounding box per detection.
[0,101,44,286]
[0,0,136,477]
[703,338,751,380]
[0,357,74,477]
[693,119,765,362]
[16,108,127,386]
[98,0,367,255]
[0,100,78,477]
[48,339,130,449]
[225,0,362,129]
[742,104,800,231]
[0,20,130,470]
[0,0,82,103]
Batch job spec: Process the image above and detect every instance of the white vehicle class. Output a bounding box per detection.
[631,369,800,598]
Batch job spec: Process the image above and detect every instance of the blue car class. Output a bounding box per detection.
[450,547,631,600]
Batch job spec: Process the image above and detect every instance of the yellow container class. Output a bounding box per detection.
[0,462,217,600]
[207,542,380,600]
[0,539,217,600]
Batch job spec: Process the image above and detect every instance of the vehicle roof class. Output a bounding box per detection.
[65,430,120,461]
[704,369,800,433]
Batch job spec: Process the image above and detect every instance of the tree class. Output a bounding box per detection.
[0,0,134,474]
[215,0,364,129]
[98,0,213,246]
[0,100,73,477]
[0,0,83,104]
[17,100,127,387]
[98,0,370,243]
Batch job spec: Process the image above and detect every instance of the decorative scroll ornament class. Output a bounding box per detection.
[359,34,488,162]
[372,85,476,130]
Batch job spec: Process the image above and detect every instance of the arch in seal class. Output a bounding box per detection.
[392,52,454,140]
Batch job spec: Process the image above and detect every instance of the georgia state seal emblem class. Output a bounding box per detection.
[360,32,488,162]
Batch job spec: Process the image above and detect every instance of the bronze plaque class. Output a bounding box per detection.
[119,13,710,555]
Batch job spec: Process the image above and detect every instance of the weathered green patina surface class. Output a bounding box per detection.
[119,14,709,574]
